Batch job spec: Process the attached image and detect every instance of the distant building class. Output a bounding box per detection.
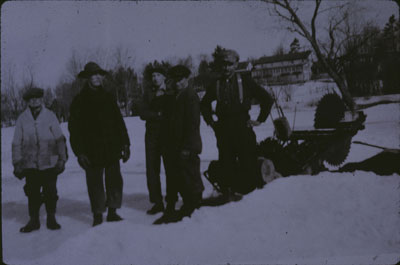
[252,50,312,85]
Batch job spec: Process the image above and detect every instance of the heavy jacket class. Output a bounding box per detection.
[12,107,67,170]
[168,85,202,154]
[201,72,273,125]
[68,84,130,166]
[139,86,164,131]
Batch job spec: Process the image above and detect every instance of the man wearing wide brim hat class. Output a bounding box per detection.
[77,61,108,79]
[12,87,68,233]
[68,61,131,227]
[200,48,274,198]
[154,65,204,224]
[138,65,173,215]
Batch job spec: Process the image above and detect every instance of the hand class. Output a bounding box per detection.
[13,169,25,180]
[78,154,91,170]
[53,160,66,175]
[121,145,130,163]
[13,162,24,180]
[247,120,261,127]
[155,89,165,97]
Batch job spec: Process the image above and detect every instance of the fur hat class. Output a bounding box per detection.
[149,67,167,77]
[23,87,44,101]
[168,65,191,81]
[78,62,108,78]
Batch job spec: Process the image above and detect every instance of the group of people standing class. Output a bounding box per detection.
[140,64,205,224]
[11,48,273,232]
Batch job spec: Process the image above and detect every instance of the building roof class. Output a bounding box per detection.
[255,50,312,65]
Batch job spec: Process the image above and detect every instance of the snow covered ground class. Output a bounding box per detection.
[2,92,400,265]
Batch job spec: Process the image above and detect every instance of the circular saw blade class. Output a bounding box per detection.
[324,135,352,166]
[314,93,346,129]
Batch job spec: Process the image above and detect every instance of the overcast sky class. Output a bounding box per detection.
[1,1,398,89]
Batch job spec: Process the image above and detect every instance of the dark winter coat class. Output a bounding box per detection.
[167,85,202,155]
[68,84,130,166]
[139,86,165,131]
[201,72,273,125]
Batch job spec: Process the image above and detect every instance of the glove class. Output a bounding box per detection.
[13,169,25,180]
[77,154,91,170]
[155,89,165,97]
[53,160,66,175]
[121,145,130,163]
[13,162,25,180]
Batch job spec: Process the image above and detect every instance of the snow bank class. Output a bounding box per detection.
[2,96,399,265]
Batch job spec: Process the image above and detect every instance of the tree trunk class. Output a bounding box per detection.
[305,32,355,110]
[270,0,356,111]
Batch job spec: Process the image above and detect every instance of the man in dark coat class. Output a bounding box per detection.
[68,62,131,226]
[139,67,175,215]
[154,65,204,224]
[201,49,274,197]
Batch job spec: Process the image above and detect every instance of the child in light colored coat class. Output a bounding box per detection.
[12,87,68,233]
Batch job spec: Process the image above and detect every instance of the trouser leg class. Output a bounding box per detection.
[85,166,106,214]
[41,169,59,214]
[145,132,163,204]
[180,154,204,205]
[104,161,123,209]
[218,124,237,191]
[237,126,259,193]
[24,171,43,218]
[163,152,179,205]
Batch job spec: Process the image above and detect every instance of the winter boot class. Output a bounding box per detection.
[153,202,179,225]
[146,202,164,215]
[92,213,103,227]
[179,203,195,218]
[179,193,202,218]
[21,196,41,233]
[47,213,61,230]
[106,208,123,222]
[20,217,40,233]
[165,202,176,214]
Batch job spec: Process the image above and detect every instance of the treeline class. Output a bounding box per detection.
[2,12,399,127]
[1,46,218,127]
[312,15,400,97]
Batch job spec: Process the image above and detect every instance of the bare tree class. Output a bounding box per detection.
[2,65,27,124]
[23,63,36,89]
[273,42,285,56]
[263,0,357,110]
[43,87,55,107]
[113,45,136,69]
[65,49,87,81]
[64,47,114,82]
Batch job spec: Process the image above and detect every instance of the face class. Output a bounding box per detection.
[176,77,189,91]
[152,72,166,87]
[89,73,104,88]
[223,58,239,77]
[28,97,43,108]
